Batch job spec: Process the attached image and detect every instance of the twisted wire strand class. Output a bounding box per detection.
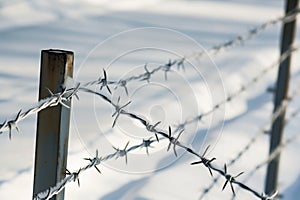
[231,136,300,200]
[81,9,300,92]
[0,88,78,139]
[33,138,157,200]
[230,103,300,200]
[198,102,287,200]
[199,85,300,200]
[173,46,299,133]
[189,8,300,58]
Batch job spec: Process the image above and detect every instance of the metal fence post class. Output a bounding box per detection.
[33,49,74,199]
[265,0,298,196]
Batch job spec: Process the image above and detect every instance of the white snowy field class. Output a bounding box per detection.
[1,0,300,200]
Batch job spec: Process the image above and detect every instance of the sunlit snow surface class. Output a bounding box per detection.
[1,0,300,199]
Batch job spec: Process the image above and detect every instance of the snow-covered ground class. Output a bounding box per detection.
[1,0,300,199]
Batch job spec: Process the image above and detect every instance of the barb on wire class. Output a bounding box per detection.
[167,126,184,157]
[46,87,71,109]
[145,121,161,142]
[7,109,21,140]
[99,69,112,94]
[140,64,153,83]
[112,141,130,164]
[83,150,102,174]
[177,57,185,71]
[100,137,160,163]
[66,168,81,187]
[162,59,177,80]
[142,137,155,155]
[222,164,244,196]
[191,145,216,177]
[66,82,81,101]
[111,96,131,128]
[115,80,129,95]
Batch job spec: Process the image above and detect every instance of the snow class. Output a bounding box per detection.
[1,0,300,200]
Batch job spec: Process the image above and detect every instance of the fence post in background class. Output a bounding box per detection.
[265,0,298,196]
[33,49,74,200]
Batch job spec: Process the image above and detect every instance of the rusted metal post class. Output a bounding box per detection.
[33,49,74,199]
[265,0,298,196]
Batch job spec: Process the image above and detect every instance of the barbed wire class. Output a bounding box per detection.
[191,8,300,58]
[172,46,299,133]
[33,78,284,199]
[248,132,300,179]
[0,84,81,139]
[0,18,298,138]
[1,46,299,199]
[1,43,296,141]
[77,57,300,199]
[94,46,300,199]
[229,102,300,200]
[198,101,287,200]
[81,8,300,94]
[2,11,300,199]
[198,84,300,200]
[0,5,298,136]
[33,137,158,200]
[112,86,300,200]
[9,64,297,200]
[34,98,300,200]
[1,46,298,200]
